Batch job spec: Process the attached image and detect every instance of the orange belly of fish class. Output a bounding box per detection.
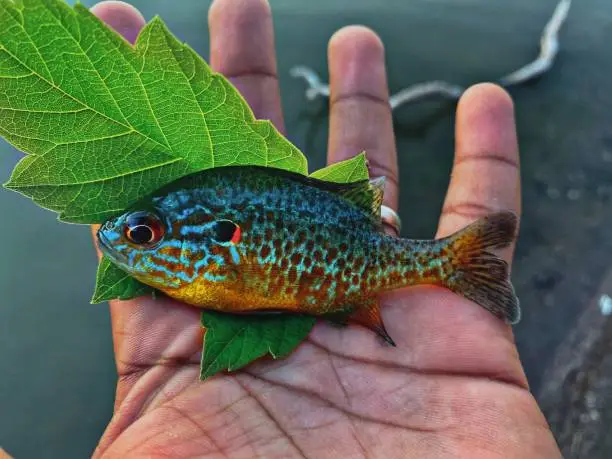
[163,277,301,312]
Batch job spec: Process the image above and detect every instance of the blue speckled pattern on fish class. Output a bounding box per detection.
[97,166,520,344]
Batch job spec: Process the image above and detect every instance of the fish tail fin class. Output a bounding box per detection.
[442,211,521,324]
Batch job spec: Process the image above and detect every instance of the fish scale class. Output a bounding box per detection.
[98,165,521,343]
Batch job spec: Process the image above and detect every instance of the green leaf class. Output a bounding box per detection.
[91,256,154,303]
[310,151,369,182]
[0,0,307,224]
[200,311,316,379]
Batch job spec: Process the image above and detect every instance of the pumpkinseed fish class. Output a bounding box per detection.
[97,166,520,345]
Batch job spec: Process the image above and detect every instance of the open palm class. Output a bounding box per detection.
[91,1,560,457]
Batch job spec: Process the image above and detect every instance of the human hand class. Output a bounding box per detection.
[90,1,561,457]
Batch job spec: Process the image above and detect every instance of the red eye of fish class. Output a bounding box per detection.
[124,211,165,246]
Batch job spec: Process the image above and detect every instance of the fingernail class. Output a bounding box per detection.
[90,1,146,44]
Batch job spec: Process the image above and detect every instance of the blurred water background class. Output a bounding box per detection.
[1,0,611,457]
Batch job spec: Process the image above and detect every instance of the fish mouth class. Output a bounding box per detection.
[97,230,110,250]
[97,230,128,265]
[97,230,112,252]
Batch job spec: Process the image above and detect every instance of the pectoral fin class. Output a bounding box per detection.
[349,299,396,346]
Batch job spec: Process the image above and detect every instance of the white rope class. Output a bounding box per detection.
[499,0,572,86]
[290,0,572,110]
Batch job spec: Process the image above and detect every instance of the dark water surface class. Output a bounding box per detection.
[1,0,611,457]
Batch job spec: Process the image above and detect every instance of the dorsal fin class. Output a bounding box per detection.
[337,176,385,217]
[324,176,385,219]
[285,168,386,223]
[158,165,386,224]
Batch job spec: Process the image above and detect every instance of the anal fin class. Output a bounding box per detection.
[323,310,351,328]
[349,298,396,347]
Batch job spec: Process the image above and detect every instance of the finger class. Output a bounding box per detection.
[90,1,145,45]
[437,83,521,263]
[209,0,285,131]
[326,26,399,219]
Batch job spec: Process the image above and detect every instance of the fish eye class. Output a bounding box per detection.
[124,211,165,246]
[212,219,240,244]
